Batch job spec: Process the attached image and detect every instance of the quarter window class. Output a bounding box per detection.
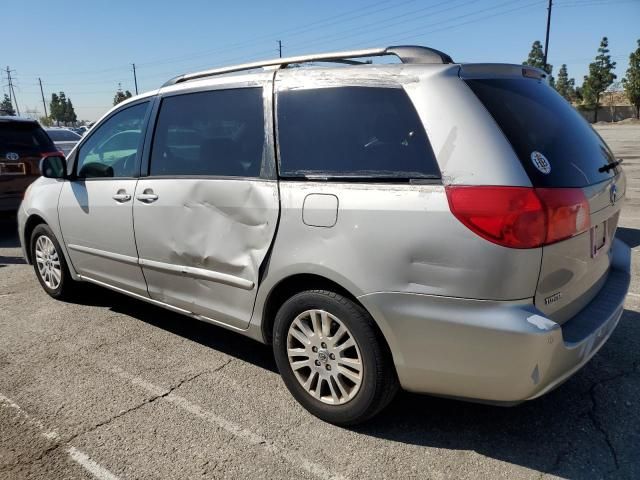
[277,86,440,179]
[76,102,149,178]
[149,88,265,177]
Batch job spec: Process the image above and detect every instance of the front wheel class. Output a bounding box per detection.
[30,224,77,299]
[273,290,398,425]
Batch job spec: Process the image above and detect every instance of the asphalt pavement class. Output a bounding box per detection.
[0,124,638,479]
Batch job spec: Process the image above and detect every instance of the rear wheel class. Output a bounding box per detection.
[273,290,398,425]
[30,224,77,299]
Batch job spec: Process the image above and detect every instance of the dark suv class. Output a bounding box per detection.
[0,117,59,212]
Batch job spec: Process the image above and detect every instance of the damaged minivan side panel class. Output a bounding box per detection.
[133,76,279,330]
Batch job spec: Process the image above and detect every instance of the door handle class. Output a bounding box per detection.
[136,189,158,203]
[112,190,131,202]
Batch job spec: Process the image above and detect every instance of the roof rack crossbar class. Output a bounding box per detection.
[162,45,453,87]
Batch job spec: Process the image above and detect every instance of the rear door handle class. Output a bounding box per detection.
[112,190,131,202]
[136,189,158,203]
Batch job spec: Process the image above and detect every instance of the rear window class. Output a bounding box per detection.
[465,78,617,187]
[46,129,81,141]
[0,122,55,154]
[277,86,440,180]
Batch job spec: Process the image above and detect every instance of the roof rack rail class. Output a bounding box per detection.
[162,45,453,87]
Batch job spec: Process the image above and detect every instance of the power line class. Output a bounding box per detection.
[346,0,546,51]
[283,0,479,55]
[133,0,417,70]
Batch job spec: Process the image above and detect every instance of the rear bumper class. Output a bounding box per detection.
[358,238,631,403]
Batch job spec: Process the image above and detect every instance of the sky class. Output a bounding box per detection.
[3,0,639,121]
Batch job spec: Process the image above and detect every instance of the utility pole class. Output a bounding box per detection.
[543,0,553,70]
[132,63,138,95]
[278,40,282,58]
[38,78,48,117]
[6,66,20,116]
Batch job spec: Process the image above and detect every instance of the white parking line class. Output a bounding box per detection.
[68,447,121,480]
[0,393,59,441]
[107,366,348,480]
[0,393,120,480]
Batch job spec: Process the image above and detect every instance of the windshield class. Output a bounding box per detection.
[465,78,618,187]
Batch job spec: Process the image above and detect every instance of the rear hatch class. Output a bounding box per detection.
[0,120,58,201]
[463,70,624,323]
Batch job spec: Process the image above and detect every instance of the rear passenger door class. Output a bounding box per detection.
[133,83,279,330]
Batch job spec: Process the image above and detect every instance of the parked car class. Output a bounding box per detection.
[71,126,90,136]
[18,46,630,425]
[0,116,60,212]
[44,128,82,156]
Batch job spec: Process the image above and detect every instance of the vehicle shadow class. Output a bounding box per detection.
[353,308,640,478]
[616,227,640,248]
[65,284,278,374]
[0,214,20,249]
[69,281,639,478]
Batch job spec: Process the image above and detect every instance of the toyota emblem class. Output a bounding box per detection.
[5,152,19,161]
[610,184,618,205]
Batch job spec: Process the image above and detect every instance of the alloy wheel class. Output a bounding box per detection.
[286,309,363,405]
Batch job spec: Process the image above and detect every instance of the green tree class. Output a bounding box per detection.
[113,88,133,105]
[622,39,640,119]
[64,99,77,125]
[582,37,617,122]
[0,94,16,115]
[555,64,576,102]
[50,92,77,125]
[523,40,554,85]
[50,93,61,125]
[39,116,53,127]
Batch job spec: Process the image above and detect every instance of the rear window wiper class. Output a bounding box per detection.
[599,158,623,173]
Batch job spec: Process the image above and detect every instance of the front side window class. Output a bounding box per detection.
[149,88,265,177]
[76,102,149,178]
[277,86,440,179]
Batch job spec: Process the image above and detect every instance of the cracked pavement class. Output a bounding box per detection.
[0,124,639,479]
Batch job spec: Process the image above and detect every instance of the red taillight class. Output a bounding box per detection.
[445,186,590,249]
[536,188,590,244]
[40,151,64,158]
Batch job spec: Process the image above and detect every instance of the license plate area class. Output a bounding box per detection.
[590,221,608,258]
[0,162,26,176]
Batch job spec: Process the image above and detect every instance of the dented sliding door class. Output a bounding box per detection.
[133,78,279,330]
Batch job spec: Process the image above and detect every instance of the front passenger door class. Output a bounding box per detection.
[58,101,151,295]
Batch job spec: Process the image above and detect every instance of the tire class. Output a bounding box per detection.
[30,224,77,300]
[273,289,398,425]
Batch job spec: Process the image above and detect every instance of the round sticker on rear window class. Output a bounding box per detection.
[531,151,551,174]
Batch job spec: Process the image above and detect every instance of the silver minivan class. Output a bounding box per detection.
[18,46,630,425]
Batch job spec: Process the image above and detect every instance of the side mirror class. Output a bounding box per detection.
[40,155,67,179]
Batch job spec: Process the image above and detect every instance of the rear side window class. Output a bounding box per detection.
[150,88,264,177]
[0,122,55,154]
[465,78,617,187]
[277,87,440,179]
[46,129,81,141]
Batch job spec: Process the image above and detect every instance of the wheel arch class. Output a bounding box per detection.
[260,273,392,356]
[23,214,48,264]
